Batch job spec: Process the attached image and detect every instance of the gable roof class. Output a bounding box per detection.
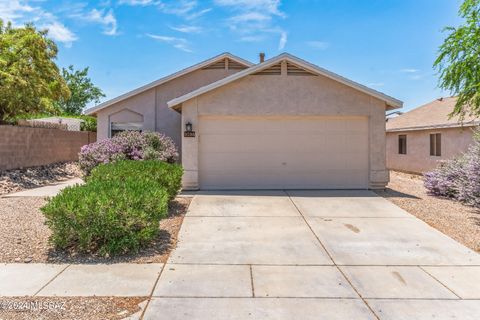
[84,52,253,115]
[168,53,403,110]
[386,96,479,132]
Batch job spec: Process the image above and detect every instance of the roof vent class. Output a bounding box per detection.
[259,52,265,63]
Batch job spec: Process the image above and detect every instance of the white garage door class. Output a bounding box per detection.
[199,116,369,189]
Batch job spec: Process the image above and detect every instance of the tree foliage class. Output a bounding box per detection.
[0,20,70,122]
[55,65,105,115]
[434,0,480,118]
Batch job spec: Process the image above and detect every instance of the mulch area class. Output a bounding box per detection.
[0,197,191,264]
[376,171,480,252]
[0,297,146,320]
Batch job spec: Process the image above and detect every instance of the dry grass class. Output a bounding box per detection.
[376,171,480,252]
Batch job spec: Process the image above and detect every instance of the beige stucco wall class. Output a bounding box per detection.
[0,125,96,170]
[386,127,475,174]
[180,73,389,190]
[95,68,241,151]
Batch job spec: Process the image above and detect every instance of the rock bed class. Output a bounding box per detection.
[376,171,480,252]
[0,162,82,195]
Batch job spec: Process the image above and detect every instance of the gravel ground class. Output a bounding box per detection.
[0,197,191,264]
[0,297,146,320]
[0,162,82,196]
[376,171,480,252]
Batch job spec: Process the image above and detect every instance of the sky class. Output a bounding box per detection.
[0,0,463,112]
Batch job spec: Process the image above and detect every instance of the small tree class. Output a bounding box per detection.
[55,65,105,115]
[434,0,480,119]
[0,20,70,122]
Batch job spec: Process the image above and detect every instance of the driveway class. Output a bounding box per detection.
[145,190,480,320]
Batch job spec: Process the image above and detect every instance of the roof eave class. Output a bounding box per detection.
[84,52,253,115]
[168,53,403,110]
[387,121,480,132]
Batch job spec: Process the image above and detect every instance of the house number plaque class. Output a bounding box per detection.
[184,131,196,137]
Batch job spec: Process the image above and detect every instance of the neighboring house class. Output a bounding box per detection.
[86,52,402,190]
[386,97,479,174]
[27,117,84,131]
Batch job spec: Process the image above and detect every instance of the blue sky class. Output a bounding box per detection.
[1,0,462,111]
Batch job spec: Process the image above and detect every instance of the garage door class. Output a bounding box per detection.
[199,116,369,189]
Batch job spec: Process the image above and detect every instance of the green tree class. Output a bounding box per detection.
[0,20,70,122]
[56,65,105,115]
[434,0,480,118]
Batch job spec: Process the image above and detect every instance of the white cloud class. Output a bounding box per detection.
[215,0,286,51]
[170,24,202,33]
[214,0,284,17]
[118,0,159,5]
[0,0,78,46]
[229,11,271,23]
[45,21,77,47]
[147,33,192,52]
[307,40,329,50]
[84,8,118,36]
[400,68,419,73]
[278,30,287,50]
[0,0,34,22]
[158,0,211,20]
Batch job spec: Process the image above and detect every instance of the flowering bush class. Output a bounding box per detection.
[79,131,178,175]
[424,128,480,207]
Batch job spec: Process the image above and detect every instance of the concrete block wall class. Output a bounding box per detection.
[0,125,96,171]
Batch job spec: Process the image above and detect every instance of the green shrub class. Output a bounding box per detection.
[41,178,169,256]
[87,160,183,200]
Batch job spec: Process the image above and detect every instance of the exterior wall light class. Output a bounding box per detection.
[185,122,193,132]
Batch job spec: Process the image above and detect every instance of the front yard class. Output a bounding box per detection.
[0,196,190,264]
[376,170,480,252]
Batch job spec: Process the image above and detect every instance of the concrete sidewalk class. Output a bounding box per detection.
[2,178,83,197]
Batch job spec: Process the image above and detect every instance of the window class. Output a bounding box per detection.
[398,135,407,154]
[110,122,143,137]
[430,133,441,156]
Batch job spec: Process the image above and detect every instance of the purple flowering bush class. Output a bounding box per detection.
[424,128,480,207]
[79,131,179,175]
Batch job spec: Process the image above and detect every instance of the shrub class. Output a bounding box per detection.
[79,131,178,175]
[88,160,183,200]
[41,178,169,256]
[424,128,480,207]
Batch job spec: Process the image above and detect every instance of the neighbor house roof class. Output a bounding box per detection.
[386,96,479,132]
[168,53,403,110]
[84,52,253,115]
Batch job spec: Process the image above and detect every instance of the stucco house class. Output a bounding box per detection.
[386,97,479,174]
[86,52,402,190]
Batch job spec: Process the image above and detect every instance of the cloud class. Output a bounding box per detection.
[307,40,329,50]
[146,33,192,52]
[215,0,286,51]
[45,21,78,47]
[84,8,118,36]
[278,31,287,50]
[0,0,77,46]
[169,24,202,33]
[118,0,159,5]
[400,68,419,73]
[158,1,211,20]
[214,0,284,17]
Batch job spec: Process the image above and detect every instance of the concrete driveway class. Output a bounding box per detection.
[145,190,480,320]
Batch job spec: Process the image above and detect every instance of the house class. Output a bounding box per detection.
[85,52,402,190]
[23,117,84,131]
[386,97,479,174]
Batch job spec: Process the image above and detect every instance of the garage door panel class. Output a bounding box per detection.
[199,117,369,189]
